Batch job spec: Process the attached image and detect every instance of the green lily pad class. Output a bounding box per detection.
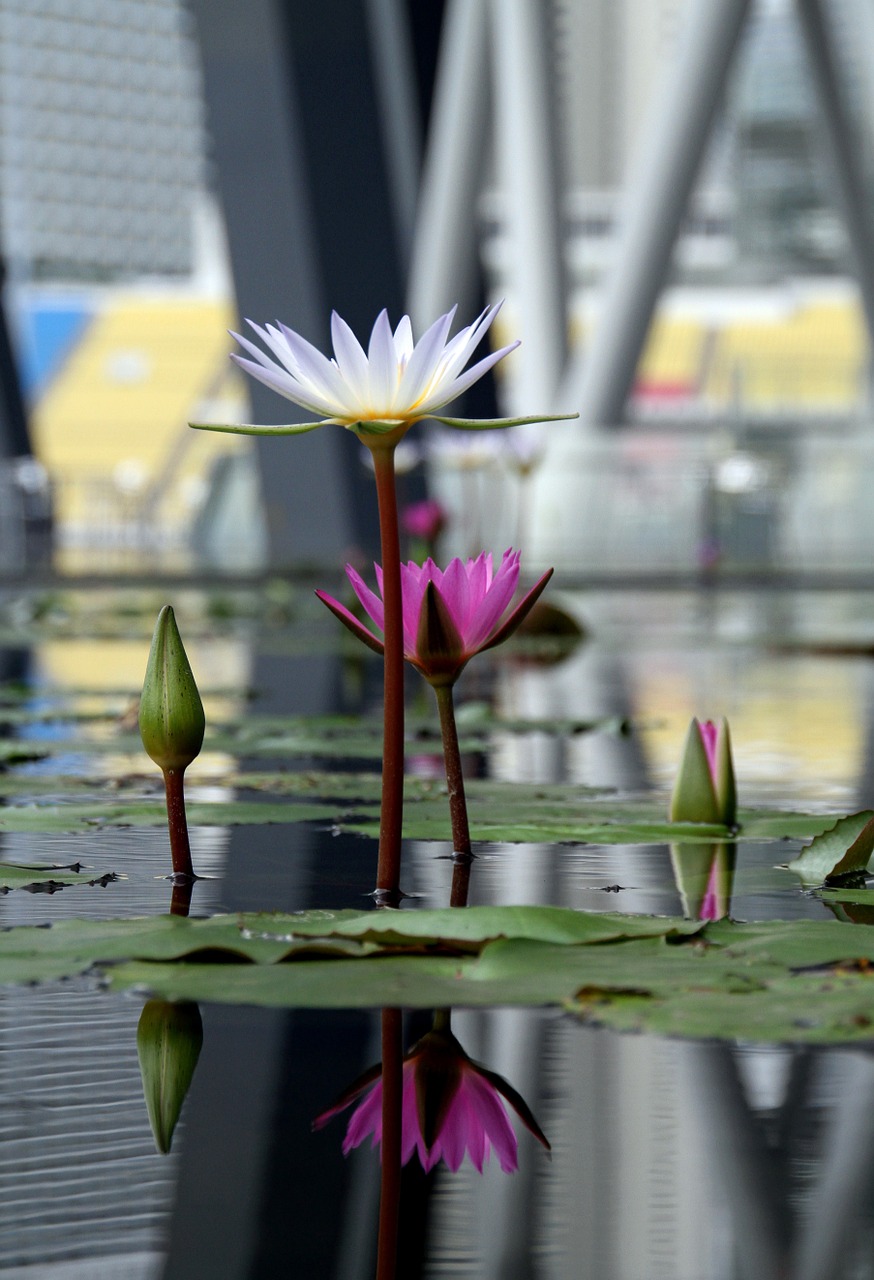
[101,912,874,1043]
[784,811,874,884]
[0,800,343,833]
[0,905,873,1044]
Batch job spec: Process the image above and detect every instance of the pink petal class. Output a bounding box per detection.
[467,551,493,599]
[346,565,385,632]
[465,552,520,651]
[315,591,384,656]
[400,1068,422,1165]
[343,1082,383,1154]
[439,558,473,634]
[400,562,429,650]
[699,720,719,784]
[463,1071,518,1173]
[435,1089,474,1172]
[477,568,553,655]
[699,858,722,921]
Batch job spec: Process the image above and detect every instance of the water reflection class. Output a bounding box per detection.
[9,589,874,1275]
[313,1008,549,1175]
[671,842,736,920]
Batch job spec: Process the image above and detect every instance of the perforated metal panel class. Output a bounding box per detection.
[0,0,207,279]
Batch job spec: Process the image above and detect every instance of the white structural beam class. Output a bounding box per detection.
[795,0,874,346]
[406,0,491,332]
[561,0,753,428]
[490,0,568,412]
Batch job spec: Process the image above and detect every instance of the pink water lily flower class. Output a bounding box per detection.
[317,549,553,685]
[313,1023,549,1174]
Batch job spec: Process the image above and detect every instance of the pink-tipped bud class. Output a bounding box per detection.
[669,717,736,826]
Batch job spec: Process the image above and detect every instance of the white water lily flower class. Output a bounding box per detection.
[191,303,577,441]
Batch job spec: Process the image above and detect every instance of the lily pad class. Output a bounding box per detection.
[102,912,874,1043]
[0,905,873,1044]
[784,811,874,884]
[0,800,343,832]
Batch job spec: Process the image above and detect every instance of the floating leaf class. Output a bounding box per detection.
[100,913,874,1044]
[784,811,874,884]
[0,906,871,1044]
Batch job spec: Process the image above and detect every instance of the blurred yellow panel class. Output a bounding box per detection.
[638,318,704,387]
[31,295,248,531]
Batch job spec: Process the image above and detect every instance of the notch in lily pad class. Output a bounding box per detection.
[139,605,204,884]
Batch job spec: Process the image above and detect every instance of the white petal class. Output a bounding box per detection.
[395,308,457,407]
[229,353,338,416]
[392,314,414,362]
[418,341,520,413]
[330,312,370,400]
[250,321,303,376]
[366,309,399,410]
[277,321,353,410]
[438,301,503,383]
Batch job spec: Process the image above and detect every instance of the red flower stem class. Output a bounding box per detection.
[162,767,195,881]
[376,1006,403,1280]
[433,683,474,908]
[169,880,194,917]
[371,445,405,905]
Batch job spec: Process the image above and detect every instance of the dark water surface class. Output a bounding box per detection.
[3,587,874,1278]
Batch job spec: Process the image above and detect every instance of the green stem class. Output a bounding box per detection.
[162,767,195,881]
[433,682,474,908]
[376,1007,403,1280]
[371,446,405,905]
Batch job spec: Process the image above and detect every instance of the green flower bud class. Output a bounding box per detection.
[139,605,205,772]
[137,999,203,1154]
[669,717,737,826]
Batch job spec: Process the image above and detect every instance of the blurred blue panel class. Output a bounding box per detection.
[17,301,92,398]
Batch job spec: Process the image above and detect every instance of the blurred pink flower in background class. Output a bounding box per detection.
[401,498,448,544]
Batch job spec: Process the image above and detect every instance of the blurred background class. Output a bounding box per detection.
[0,0,873,579]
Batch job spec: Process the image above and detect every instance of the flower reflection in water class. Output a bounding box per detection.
[670,842,737,921]
[314,1010,549,1174]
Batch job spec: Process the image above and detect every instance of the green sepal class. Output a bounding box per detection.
[669,718,722,825]
[714,717,737,827]
[189,420,324,436]
[429,412,579,431]
[416,581,465,685]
